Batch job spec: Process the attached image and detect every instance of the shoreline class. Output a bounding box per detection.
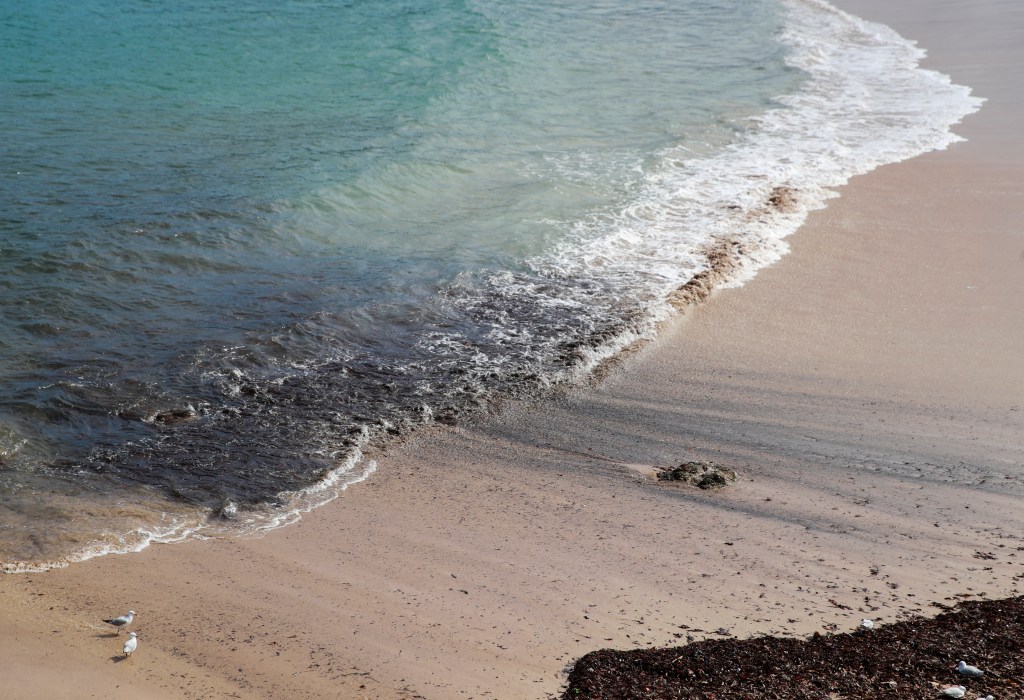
[2,1,1023,698]
[1,0,984,577]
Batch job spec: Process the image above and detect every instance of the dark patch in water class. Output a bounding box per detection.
[64,267,657,513]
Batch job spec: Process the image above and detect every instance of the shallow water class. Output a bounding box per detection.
[0,0,980,569]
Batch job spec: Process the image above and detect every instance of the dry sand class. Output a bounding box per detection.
[2,1,1022,698]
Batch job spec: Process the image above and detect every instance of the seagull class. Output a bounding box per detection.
[860,618,874,630]
[102,610,136,634]
[939,686,966,698]
[956,660,984,677]
[123,631,138,657]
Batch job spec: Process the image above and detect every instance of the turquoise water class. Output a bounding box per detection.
[0,0,980,568]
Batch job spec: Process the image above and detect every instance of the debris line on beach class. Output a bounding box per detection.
[561,595,1024,699]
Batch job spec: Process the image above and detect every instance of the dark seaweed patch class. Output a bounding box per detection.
[562,596,1024,699]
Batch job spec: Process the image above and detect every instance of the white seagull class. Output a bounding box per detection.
[123,631,139,657]
[956,660,984,677]
[939,686,966,698]
[102,610,136,634]
[859,618,874,630]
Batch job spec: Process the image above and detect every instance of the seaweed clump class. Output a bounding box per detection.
[562,595,1024,699]
[656,461,737,490]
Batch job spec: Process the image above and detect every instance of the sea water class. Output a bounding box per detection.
[0,0,980,570]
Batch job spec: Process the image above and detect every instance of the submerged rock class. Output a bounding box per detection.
[152,406,198,424]
[656,461,737,489]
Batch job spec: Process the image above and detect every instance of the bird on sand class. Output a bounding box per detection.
[859,618,874,630]
[102,610,135,634]
[122,631,138,657]
[939,686,966,698]
[956,660,984,677]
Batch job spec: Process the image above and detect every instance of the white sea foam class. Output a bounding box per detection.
[441,0,983,406]
[536,0,981,306]
[2,457,377,574]
[228,453,379,534]
[1,515,204,574]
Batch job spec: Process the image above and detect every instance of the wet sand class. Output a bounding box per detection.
[2,1,1022,698]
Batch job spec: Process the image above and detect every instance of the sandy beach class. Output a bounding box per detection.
[2,1,1022,698]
